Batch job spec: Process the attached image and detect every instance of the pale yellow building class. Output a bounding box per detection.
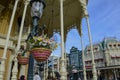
[0,0,93,80]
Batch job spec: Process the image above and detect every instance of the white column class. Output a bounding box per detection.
[19,65,26,78]
[85,16,97,80]
[59,0,67,80]
[79,0,97,79]
[0,0,19,79]
[11,0,30,79]
[7,55,14,80]
[2,0,19,58]
[11,58,18,80]
[80,35,87,80]
[16,0,29,52]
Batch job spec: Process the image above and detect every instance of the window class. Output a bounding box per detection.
[88,49,90,53]
[113,44,116,48]
[109,44,112,47]
[118,44,120,48]
[94,47,98,52]
[107,43,112,49]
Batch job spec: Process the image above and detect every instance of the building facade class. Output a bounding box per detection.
[68,47,83,79]
[84,37,120,80]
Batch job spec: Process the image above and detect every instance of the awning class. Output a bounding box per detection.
[79,65,120,72]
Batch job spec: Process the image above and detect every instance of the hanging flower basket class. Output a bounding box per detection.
[31,48,52,62]
[17,56,29,65]
[17,49,29,65]
[28,35,58,62]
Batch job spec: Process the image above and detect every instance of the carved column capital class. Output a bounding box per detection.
[24,0,30,5]
[78,0,89,17]
[60,0,65,2]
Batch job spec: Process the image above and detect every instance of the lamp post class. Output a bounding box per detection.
[27,0,46,80]
[26,1,46,79]
[27,0,46,41]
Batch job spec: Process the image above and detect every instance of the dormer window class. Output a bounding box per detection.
[113,44,116,48]
[113,44,116,47]
[109,44,112,48]
[118,44,120,48]
[95,48,98,51]
[88,49,90,52]
[107,43,112,49]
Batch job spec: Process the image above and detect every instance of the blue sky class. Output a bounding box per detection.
[52,0,120,56]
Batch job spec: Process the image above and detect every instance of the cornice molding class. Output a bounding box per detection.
[0,33,29,43]
[0,45,14,51]
[0,34,16,41]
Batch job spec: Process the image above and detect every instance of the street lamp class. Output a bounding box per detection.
[27,1,46,79]
[30,0,45,18]
[27,0,46,42]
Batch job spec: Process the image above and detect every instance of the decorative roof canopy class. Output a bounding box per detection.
[40,0,84,37]
[0,0,88,40]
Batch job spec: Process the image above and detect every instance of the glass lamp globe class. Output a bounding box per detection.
[30,0,46,18]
